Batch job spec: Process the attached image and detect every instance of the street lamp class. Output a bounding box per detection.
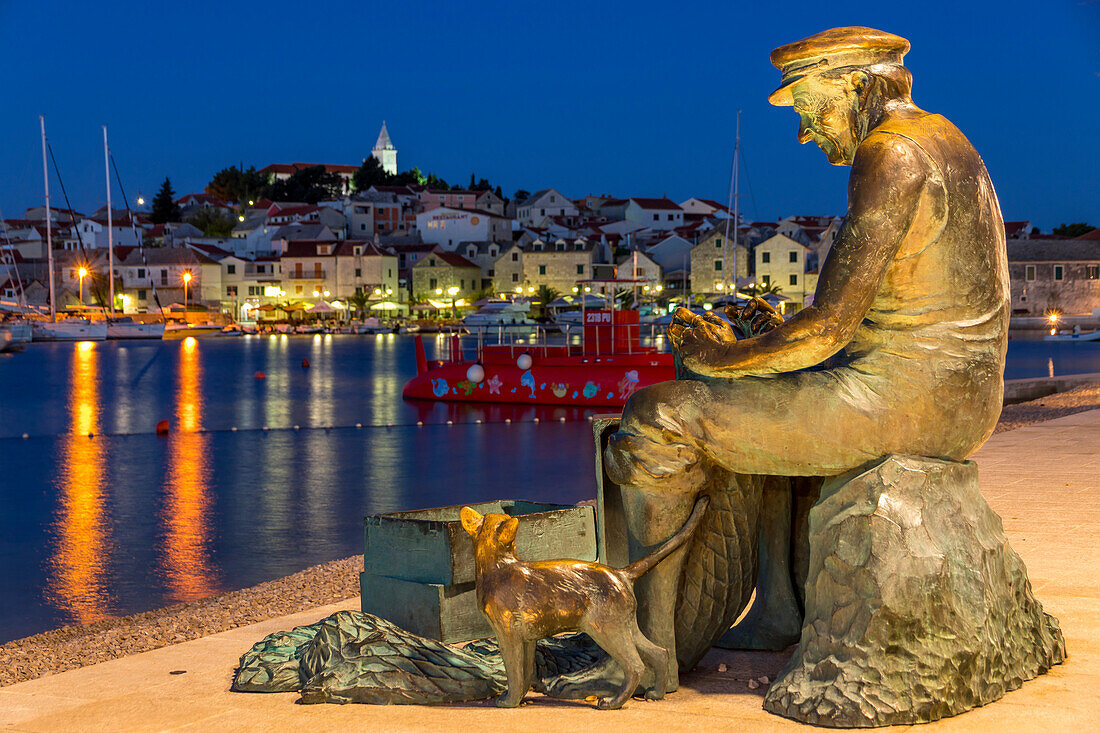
[77,266,88,304]
[182,270,192,314]
[447,286,460,319]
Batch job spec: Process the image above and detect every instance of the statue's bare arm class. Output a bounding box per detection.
[671,133,945,377]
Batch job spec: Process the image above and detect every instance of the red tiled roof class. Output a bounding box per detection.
[422,206,505,220]
[281,240,341,258]
[1074,228,1100,240]
[695,198,730,213]
[630,197,682,211]
[293,162,359,174]
[177,193,228,206]
[267,204,321,218]
[371,185,417,195]
[259,164,298,175]
[1004,220,1030,236]
[260,163,358,176]
[419,249,479,269]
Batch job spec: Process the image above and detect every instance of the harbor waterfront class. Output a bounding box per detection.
[1,334,1098,644]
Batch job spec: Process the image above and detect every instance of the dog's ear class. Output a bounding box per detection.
[460,506,484,537]
[498,516,519,546]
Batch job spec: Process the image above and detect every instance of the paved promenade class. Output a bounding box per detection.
[3,410,1099,732]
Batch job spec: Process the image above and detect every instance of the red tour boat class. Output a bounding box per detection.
[402,309,675,407]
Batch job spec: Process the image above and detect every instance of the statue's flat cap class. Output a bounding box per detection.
[768,26,909,106]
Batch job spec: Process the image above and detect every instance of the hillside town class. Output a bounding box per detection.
[2,123,1098,326]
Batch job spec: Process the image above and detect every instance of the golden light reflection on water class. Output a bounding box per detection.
[160,336,216,601]
[47,341,112,623]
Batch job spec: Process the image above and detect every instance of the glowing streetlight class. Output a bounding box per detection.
[136,196,145,206]
[77,266,88,303]
[323,290,330,297]
[447,286,460,318]
[182,270,192,313]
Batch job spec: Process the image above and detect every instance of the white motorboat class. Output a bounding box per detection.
[355,318,394,334]
[1044,328,1100,342]
[463,301,536,328]
[106,317,165,340]
[32,318,108,342]
[0,321,32,352]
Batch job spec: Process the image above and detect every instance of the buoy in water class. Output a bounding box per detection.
[302,358,310,368]
[155,420,170,435]
[254,371,266,380]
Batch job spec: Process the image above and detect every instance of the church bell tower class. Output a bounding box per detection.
[372,121,397,175]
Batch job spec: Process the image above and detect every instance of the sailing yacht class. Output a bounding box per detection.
[103,127,164,340]
[31,116,107,342]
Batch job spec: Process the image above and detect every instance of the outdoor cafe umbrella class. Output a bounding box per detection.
[307,301,336,314]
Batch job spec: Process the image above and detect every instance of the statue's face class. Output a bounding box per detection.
[791,75,862,166]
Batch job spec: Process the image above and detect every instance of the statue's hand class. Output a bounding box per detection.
[668,307,739,375]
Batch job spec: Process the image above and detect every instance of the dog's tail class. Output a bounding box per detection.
[622,494,710,581]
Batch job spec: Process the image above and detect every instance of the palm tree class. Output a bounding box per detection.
[534,284,560,320]
[743,281,783,298]
[348,291,370,320]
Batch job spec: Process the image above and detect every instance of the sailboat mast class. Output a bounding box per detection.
[104,125,114,314]
[732,110,740,296]
[40,115,55,322]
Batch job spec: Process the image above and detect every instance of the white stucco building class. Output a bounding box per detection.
[416,207,511,248]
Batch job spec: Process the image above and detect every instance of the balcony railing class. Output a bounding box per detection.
[287,271,327,280]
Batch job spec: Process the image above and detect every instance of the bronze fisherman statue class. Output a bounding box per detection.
[548,27,1062,722]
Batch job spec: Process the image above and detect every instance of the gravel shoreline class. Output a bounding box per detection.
[3,389,1098,688]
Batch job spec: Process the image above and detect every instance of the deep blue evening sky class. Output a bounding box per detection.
[2,1,1097,230]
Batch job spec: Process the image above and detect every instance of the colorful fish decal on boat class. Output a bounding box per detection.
[521,370,536,398]
[552,383,568,398]
[582,381,599,399]
[431,378,449,397]
[488,374,503,394]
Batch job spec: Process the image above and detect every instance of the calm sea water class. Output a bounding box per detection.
[1,336,1097,643]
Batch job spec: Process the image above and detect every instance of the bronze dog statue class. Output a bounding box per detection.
[460,495,710,709]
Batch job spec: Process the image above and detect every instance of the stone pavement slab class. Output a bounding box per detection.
[4,410,1100,732]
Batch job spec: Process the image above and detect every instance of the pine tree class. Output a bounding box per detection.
[353,156,390,191]
[151,177,181,224]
